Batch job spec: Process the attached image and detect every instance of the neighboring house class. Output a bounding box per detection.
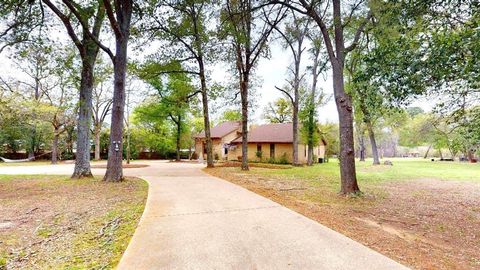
[194,121,326,164]
[193,121,242,160]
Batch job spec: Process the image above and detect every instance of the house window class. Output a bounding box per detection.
[270,144,275,158]
[203,142,207,154]
[257,144,262,152]
[305,146,307,157]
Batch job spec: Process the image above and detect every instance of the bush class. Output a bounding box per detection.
[267,157,276,164]
[255,151,263,160]
[278,153,289,164]
[214,153,219,160]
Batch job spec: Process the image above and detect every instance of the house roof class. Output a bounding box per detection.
[231,123,294,143]
[231,123,327,145]
[194,121,241,139]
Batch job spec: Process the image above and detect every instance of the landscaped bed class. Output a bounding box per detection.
[0,175,147,269]
[205,158,480,270]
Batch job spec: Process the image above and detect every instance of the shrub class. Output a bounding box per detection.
[278,153,289,164]
[214,153,219,160]
[255,151,263,160]
[267,157,276,164]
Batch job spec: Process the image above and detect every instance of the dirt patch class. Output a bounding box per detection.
[90,164,149,169]
[0,175,148,269]
[206,168,480,270]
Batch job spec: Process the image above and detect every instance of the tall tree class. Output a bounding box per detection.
[221,0,285,170]
[92,75,112,161]
[11,28,55,159]
[272,13,309,166]
[42,0,106,178]
[138,65,197,162]
[43,49,76,164]
[304,31,328,165]
[269,0,372,194]
[99,0,134,182]
[142,0,219,168]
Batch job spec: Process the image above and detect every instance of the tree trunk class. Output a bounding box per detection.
[72,56,95,178]
[366,121,380,165]
[468,149,475,162]
[51,132,59,164]
[126,125,131,165]
[94,126,101,160]
[307,139,314,165]
[104,37,128,182]
[424,144,432,159]
[332,63,359,194]
[240,73,249,171]
[175,116,181,162]
[292,99,299,166]
[307,44,321,167]
[359,132,366,162]
[198,62,214,168]
[306,99,315,166]
[28,131,35,160]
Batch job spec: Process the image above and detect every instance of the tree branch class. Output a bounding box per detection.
[275,86,294,104]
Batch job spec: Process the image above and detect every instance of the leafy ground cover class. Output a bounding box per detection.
[206,158,480,270]
[0,175,147,269]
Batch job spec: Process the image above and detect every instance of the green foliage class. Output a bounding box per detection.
[255,151,263,160]
[278,153,289,165]
[218,109,242,122]
[299,96,320,147]
[263,98,292,123]
[134,65,198,157]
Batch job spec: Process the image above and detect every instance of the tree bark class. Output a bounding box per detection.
[94,125,101,160]
[332,62,359,194]
[358,132,366,162]
[104,37,128,182]
[72,55,95,178]
[366,121,380,165]
[126,123,131,165]
[424,144,432,158]
[175,115,181,162]
[51,132,59,164]
[240,73,249,171]
[307,41,321,166]
[198,60,214,168]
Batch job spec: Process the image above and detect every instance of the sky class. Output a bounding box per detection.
[0,28,433,126]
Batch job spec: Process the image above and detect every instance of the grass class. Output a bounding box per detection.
[0,175,148,269]
[248,158,480,189]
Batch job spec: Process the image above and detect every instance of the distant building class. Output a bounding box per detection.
[193,121,242,160]
[194,122,326,164]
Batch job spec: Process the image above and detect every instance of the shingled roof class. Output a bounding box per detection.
[231,123,294,143]
[194,121,241,139]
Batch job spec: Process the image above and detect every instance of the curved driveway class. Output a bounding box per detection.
[0,161,408,269]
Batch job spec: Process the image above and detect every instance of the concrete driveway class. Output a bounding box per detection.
[0,161,408,269]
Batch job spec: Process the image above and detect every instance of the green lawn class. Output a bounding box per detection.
[244,158,480,192]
